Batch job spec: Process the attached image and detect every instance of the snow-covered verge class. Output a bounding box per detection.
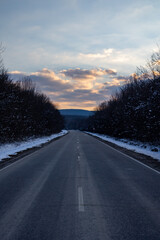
[86,132,160,161]
[0,130,68,161]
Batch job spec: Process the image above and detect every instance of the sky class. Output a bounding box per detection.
[1,0,160,110]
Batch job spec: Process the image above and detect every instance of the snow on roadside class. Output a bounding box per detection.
[86,132,160,161]
[0,130,68,161]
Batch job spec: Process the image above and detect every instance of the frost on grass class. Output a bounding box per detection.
[86,132,160,161]
[0,130,68,161]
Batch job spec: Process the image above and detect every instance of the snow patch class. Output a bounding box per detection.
[0,130,68,161]
[86,132,160,161]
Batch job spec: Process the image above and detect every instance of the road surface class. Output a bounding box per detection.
[0,130,160,240]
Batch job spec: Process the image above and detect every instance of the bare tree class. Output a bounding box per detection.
[148,47,160,79]
[16,77,37,93]
[136,47,160,81]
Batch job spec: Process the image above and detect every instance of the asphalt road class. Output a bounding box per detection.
[0,130,160,240]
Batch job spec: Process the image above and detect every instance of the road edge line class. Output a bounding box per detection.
[0,132,69,173]
[85,132,160,176]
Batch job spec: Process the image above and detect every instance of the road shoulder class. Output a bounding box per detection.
[85,132,160,173]
[0,132,69,170]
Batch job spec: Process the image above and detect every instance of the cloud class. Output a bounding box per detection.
[10,68,72,92]
[2,0,160,80]
[96,75,129,88]
[9,67,131,110]
[60,67,117,89]
[54,100,97,110]
[60,68,117,80]
[57,89,103,101]
[79,48,136,65]
[79,49,114,60]
[95,75,130,96]
[50,89,104,110]
[9,71,26,80]
[78,46,157,75]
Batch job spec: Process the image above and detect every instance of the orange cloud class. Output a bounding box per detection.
[31,68,71,84]
[60,68,117,90]
[54,100,97,111]
[9,67,128,110]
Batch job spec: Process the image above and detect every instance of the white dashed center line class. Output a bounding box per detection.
[78,187,84,212]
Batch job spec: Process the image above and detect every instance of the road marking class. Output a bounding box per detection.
[0,151,37,173]
[78,187,84,212]
[0,134,68,173]
[87,133,160,176]
[77,156,80,164]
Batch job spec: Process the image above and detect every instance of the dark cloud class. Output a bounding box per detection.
[60,68,117,80]
[113,75,129,81]
[31,75,72,92]
[10,69,72,92]
[58,89,103,101]
[99,86,120,96]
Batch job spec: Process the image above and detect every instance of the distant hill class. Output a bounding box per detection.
[60,109,94,117]
[59,109,94,130]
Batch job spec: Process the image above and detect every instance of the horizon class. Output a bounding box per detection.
[1,0,160,109]
[59,108,94,111]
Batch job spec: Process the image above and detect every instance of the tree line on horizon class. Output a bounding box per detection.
[86,49,160,144]
[0,51,64,143]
